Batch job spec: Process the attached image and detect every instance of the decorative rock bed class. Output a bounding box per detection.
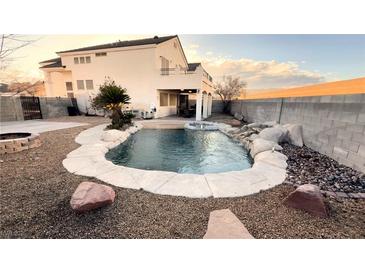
[63,119,288,198]
[0,132,41,154]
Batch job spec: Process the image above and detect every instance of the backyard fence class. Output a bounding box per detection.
[229,94,365,173]
[0,96,76,122]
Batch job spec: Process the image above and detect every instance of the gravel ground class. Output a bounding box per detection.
[282,143,365,193]
[1,116,365,239]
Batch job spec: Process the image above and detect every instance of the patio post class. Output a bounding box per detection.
[208,94,212,116]
[203,92,208,119]
[196,89,202,121]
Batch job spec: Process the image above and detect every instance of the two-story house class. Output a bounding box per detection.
[39,35,213,120]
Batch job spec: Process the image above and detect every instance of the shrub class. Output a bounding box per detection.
[92,78,134,129]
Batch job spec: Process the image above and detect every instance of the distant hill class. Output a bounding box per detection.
[239,77,365,100]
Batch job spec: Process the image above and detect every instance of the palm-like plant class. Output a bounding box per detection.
[92,78,134,129]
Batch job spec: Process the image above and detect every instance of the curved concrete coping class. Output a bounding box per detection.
[63,119,287,198]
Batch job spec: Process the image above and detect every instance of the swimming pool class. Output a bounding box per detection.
[106,129,252,174]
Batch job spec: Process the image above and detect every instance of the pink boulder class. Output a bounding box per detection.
[70,182,115,213]
[283,184,328,218]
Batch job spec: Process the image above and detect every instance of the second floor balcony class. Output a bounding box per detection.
[157,67,213,91]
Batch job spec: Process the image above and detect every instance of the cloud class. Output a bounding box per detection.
[184,44,326,89]
[205,57,325,89]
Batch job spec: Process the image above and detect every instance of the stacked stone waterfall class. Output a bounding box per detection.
[219,120,304,168]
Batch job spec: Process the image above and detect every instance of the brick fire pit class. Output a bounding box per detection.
[0,133,41,154]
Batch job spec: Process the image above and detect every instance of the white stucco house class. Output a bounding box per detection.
[39,35,213,120]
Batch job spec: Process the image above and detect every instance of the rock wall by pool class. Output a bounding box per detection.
[230,94,365,173]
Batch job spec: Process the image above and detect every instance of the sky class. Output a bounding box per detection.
[1,34,364,90]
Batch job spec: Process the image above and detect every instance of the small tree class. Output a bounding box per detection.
[0,34,38,69]
[214,75,246,113]
[92,78,134,130]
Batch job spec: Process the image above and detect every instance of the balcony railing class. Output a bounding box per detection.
[160,68,213,82]
[160,68,195,76]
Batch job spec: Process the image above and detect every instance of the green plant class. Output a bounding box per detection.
[92,78,134,129]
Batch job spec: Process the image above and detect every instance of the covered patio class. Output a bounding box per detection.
[157,89,213,121]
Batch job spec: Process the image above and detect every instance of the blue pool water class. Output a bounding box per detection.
[106,129,252,174]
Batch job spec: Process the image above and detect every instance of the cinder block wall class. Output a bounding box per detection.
[0,96,74,122]
[0,96,24,122]
[211,100,224,113]
[230,94,365,173]
[39,97,74,119]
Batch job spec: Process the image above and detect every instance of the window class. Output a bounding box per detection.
[74,57,79,64]
[169,94,177,106]
[160,93,169,106]
[80,57,85,64]
[77,80,85,90]
[85,80,94,90]
[85,56,91,63]
[161,56,169,75]
[65,82,73,91]
[95,52,107,57]
[67,92,74,98]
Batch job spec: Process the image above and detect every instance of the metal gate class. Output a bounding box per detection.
[20,96,43,120]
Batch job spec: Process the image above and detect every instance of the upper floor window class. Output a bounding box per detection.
[74,56,91,64]
[95,52,107,57]
[161,56,169,75]
[77,80,85,90]
[65,82,73,91]
[85,80,94,90]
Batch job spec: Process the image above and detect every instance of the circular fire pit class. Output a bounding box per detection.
[0,132,41,154]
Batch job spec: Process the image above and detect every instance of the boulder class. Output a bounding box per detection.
[259,127,287,143]
[247,122,270,129]
[283,184,328,218]
[283,124,304,147]
[247,133,259,142]
[70,182,116,213]
[101,129,128,142]
[229,119,242,127]
[250,138,282,157]
[247,122,262,128]
[254,150,288,169]
[203,209,254,239]
[262,121,277,127]
[234,112,244,121]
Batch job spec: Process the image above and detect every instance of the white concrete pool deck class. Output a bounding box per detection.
[0,120,88,134]
[63,119,287,198]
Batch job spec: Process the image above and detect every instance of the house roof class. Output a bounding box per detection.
[188,63,201,71]
[56,35,178,54]
[39,58,64,69]
[39,57,62,64]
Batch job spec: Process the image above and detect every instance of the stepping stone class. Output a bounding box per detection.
[203,209,254,239]
[283,184,328,218]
